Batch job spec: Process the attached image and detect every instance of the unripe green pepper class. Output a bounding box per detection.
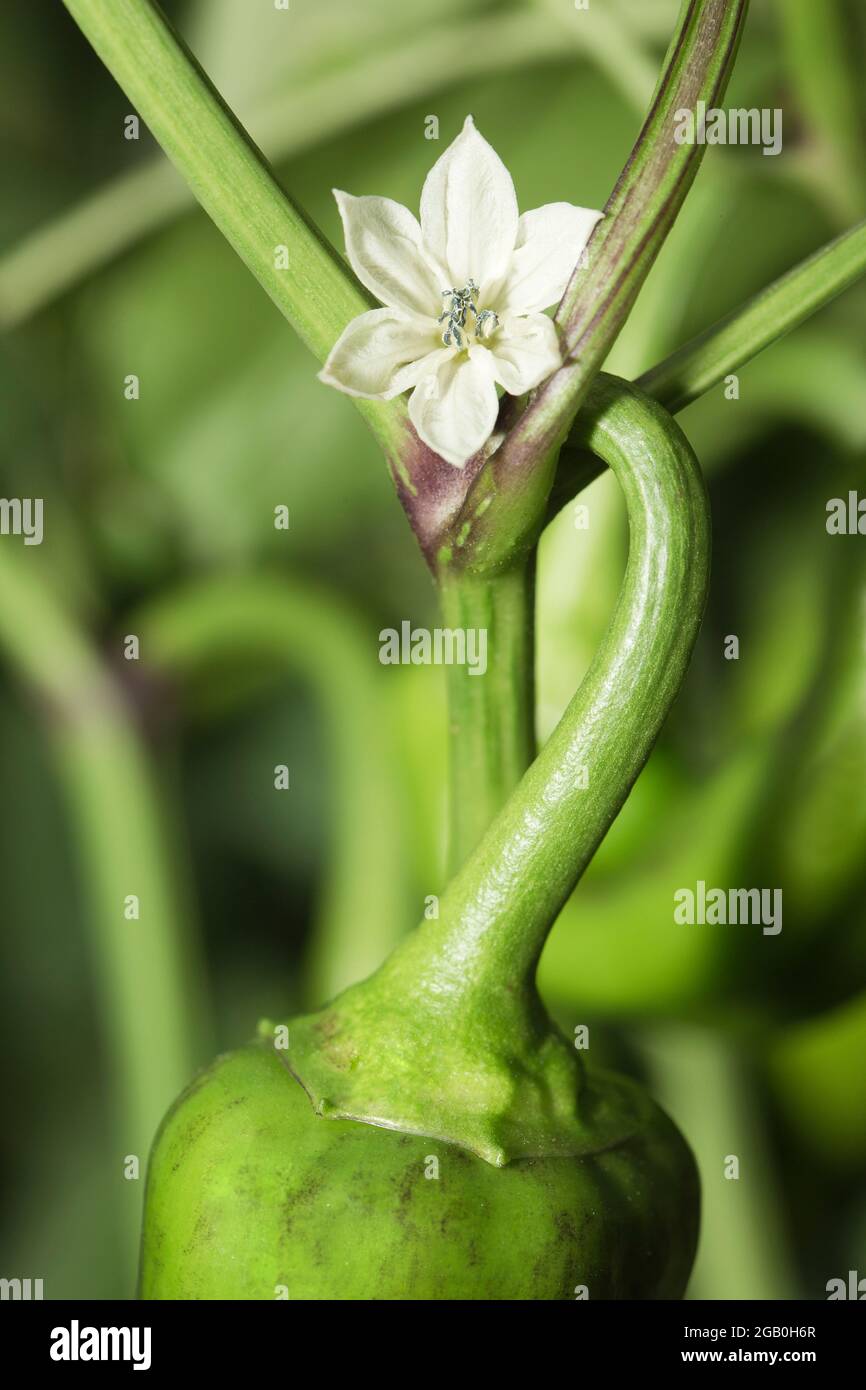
[140,1039,698,1300]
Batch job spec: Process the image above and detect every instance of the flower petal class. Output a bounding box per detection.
[319,308,443,400]
[409,347,499,466]
[486,314,562,395]
[496,203,604,315]
[334,191,444,316]
[420,116,519,292]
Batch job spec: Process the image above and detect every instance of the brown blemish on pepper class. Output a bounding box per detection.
[281,1173,326,1241]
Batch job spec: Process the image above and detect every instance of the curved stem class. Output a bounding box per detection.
[133,576,410,1003]
[287,375,711,1163]
[437,560,536,875]
[422,375,710,989]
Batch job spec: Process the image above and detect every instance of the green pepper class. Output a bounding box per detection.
[140,1039,698,1300]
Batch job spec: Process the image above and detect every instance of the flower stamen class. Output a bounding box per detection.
[438,278,499,347]
[438,279,478,348]
[474,308,500,342]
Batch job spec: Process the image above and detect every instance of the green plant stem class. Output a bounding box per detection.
[552,219,866,503]
[446,0,748,571]
[434,377,710,985]
[636,218,866,414]
[1,6,653,330]
[60,0,404,462]
[437,561,536,875]
[133,576,409,1003]
[287,374,711,1163]
[0,547,206,1275]
[556,0,749,339]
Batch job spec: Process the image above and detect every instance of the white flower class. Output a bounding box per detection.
[319,116,603,467]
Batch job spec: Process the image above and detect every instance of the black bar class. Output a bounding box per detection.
[6,1297,862,1374]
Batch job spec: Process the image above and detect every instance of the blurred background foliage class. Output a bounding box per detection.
[1,0,865,1300]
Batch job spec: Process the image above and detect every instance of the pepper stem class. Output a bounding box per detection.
[285,376,711,1165]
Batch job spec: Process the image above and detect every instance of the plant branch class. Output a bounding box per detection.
[1,6,654,330]
[443,0,749,573]
[60,0,405,460]
[550,218,866,508]
[636,218,866,413]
